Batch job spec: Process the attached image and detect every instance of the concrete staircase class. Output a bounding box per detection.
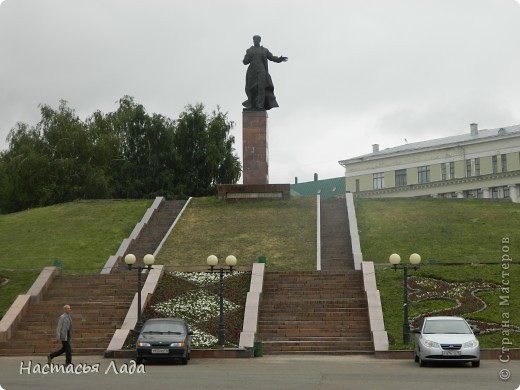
[255,197,372,355]
[0,274,138,356]
[256,271,373,354]
[0,199,187,357]
[320,197,354,271]
[112,200,186,271]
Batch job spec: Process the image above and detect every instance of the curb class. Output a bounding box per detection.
[375,348,520,360]
[105,348,254,359]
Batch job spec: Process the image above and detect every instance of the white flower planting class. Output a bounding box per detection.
[169,271,240,286]
[152,289,240,323]
[151,272,244,348]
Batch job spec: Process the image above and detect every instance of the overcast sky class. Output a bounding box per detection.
[1,0,520,184]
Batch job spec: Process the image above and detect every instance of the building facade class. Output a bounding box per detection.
[339,124,520,203]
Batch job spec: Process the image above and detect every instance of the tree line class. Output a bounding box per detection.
[0,96,241,214]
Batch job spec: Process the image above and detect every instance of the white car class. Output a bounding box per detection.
[413,316,480,367]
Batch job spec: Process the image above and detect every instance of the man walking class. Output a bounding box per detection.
[47,304,72,366]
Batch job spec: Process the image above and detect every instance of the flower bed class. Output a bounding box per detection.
[124,271,251,349]
[409,276,520,333]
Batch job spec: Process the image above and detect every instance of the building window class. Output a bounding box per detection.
[355,179,360,192]
[476,189,483,198]
[449,162,455,179]
[417,166,430,184]
[474,158,480,176]
[466,159,472,177]
[501,154,507,173]
[441,163,447,180]
[492,155,498,174]
[395,169,407,187]
[504,186,510,199]
[373,173,384,190]
[491,187,498,199]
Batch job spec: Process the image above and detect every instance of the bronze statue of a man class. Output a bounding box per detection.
[242,35,288,111]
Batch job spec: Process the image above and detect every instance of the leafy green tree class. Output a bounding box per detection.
[104,96,178,198]
[0,97,241,213]
[173,104,241,197]
[0,122,50,211]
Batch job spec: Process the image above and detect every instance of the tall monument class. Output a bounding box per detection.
[242,35,287,186]
[219,35,290,201]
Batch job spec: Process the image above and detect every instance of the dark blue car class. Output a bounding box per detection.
[136,318,193,365]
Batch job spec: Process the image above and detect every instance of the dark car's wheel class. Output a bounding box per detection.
[472,361,480,367]
[181,358,188,365]
[136,357,143,365]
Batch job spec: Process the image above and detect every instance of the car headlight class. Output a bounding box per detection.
[170,342,186,347]
[463,340,479,348]
[422,339,440,348]
[137,342,151,347]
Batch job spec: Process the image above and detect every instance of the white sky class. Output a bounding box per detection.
[1,0,520,184]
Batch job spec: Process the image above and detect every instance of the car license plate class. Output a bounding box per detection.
[442,350,461,356]
[151,348,169,354]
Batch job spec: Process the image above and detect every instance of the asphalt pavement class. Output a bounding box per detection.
[1,355,519,390]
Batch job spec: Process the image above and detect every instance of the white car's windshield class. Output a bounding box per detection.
[423,319,472,334]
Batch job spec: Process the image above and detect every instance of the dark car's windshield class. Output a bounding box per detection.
[423,319,472,334]
[142,322,186,334]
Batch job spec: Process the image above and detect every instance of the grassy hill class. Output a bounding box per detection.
[157,197,316,269]
[355,198,520,349]
[355,198,520,264]
[0,199,152,315]
[1,196,519,350]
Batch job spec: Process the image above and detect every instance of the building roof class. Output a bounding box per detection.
[291,177,346,198]
[339,124,520,166]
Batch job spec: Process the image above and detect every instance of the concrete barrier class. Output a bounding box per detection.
[362,261,389,352]
[0,295,31,342]
[345,193,363,271]
[101,197,165,274]
[105,265,165,353]
[239,262,265,348]
[27,266,60,304]
[0,266,60,342]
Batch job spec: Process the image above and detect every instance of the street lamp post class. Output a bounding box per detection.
[206,254,237,346]
[124,253,155,333]
[388,253,421,345]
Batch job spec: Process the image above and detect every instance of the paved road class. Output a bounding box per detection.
[1,355,519,390]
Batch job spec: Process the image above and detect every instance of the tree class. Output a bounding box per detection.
[0,97,241,213]
[173,104,241,197]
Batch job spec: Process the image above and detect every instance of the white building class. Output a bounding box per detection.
[339,124,520,203]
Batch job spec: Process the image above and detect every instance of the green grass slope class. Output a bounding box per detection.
[355,198,520,349]
[0,199,152,316]
[157,197,317,270]
[1,196,518,350]
[356,198,520,263]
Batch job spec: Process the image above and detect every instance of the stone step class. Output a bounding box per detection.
[261,342,373,353]
[258,257,372,354]
[262,336,371,342]
[0,347,108,356]
[258,313,368,320]
[262,340,373,348]
[258,319,369,326]
[260,302,367,310]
